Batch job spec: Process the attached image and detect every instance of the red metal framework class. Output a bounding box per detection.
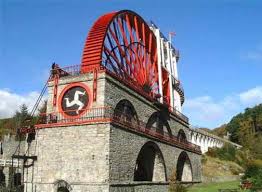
[30,107,200,154]
[81,10,159,95]
[57,82,93,119]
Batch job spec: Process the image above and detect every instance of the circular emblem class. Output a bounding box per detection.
[59,83,91,117]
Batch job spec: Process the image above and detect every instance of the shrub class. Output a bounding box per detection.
[243,160,262,188]
[169,170,188,192]
[206,144,237,162]
[206,147,218,158]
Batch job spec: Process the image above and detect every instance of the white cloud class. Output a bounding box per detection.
[239,86,262,106]
[184,86,262,128]
[184,96,237,128]
[0,89,40,119]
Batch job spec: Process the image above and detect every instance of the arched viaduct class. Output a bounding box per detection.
[189,127,242,153]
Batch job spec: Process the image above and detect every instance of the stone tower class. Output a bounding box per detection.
[20,10,202,192]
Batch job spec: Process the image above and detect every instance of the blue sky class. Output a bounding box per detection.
[1,0,262,128]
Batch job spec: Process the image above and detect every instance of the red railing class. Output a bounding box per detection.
[34,107,200,154]
[48,64,188,123]
[49,64,158,100]
[49,64,104,78]
[59,65,82,76]
[112,115,200,153]
[36,107,112,126]
[104,69,159,102]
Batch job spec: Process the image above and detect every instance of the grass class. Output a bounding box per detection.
[188,180,242,192]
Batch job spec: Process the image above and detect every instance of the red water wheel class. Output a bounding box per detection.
[81,10,159,95]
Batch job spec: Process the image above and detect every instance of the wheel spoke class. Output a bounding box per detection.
[82,10,159,95]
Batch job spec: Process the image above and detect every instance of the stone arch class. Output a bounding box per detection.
[210,139,214,147]
[194,133,198,144]
[176,151,193,181]
[207,137,211,151]
[177,129,187,142]
[54,180,72,192]
[196,134,202,146]
[206,137,210,152]
[58,187,69,192]
[146,112,172,137]
[134,141,167,182]
[113,99,139,125]
[190,131,194,142]
[214,140,218,147]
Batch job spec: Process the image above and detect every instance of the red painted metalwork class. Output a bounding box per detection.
[20,126,35,134]
[162,67,170,105]
[58,65,81,76]
[81,10,159,96]
[52,74,59,106]
[33,107,200,154]
[93,69,98,101]
[57,82,93,119]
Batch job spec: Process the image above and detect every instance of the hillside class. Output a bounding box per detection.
[202,156,243,178]
[211,124,227,138]
[0,118,16,138]
[0,102,47,139]
[226,104,262,145]
[209,104,262,145]
[207,104,262,162]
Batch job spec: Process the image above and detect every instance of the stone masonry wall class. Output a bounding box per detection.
[25,123,110,192]
[0,135,25,187]
[104,74,202,192]
[46,72,106,114]
[109,183,168,192]
[23,71,201,192]
[104,75,190,136]
[109,125,202,183]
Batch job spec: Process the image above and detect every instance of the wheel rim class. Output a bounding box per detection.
[81,10,159,95]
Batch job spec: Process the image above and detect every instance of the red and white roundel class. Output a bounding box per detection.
[58,83,92,118]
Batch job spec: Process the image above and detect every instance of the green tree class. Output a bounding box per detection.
[13,104,29,128]
[226,104,262,146]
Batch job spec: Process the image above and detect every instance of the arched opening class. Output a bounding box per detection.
[146,112,172,137]
[194,134,198,144]
[177,129,187,142]
[0,169,5,187]
[114,100,139,126]
[134,141,166,182]
[176,151,193,182]
[54,180,72,192]
[13,173,22,187]
[58,187,69,192]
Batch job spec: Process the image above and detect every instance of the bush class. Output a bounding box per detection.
[206,147,218,158]
[243,160,262,188]
[169,170,188,192]
[206,144,237,162]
